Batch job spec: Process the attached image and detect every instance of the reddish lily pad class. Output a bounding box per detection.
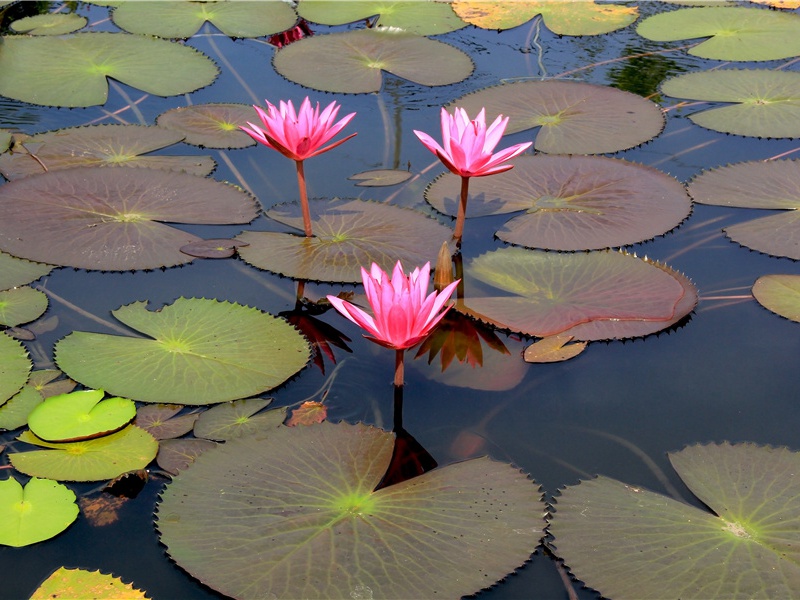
[0,166,258,271]
[237,198,455,283]
[134,404,198,440]
[156,104,258,149]
[752,274,800,323]
[157,438,217,476]
[425,155,691,250]
[448,80,664,154]
[0,124,214,180]
[180,238,249,259]
[689,160,800,259]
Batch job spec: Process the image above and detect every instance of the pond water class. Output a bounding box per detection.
[1,2,799,599]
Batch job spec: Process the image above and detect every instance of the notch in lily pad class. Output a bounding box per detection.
[28,389,136,442]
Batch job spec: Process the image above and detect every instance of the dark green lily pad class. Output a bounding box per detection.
[273,29,473,94]
[237,198,455,283]
[157,438,217,476]
[0,124,215,180]
[0,332,31,406]
[10,13,87,35]
[157,421,544,599]
[637,7,800,61]
[0,251,54,291]
[27,389,136,443]
[349,169,413,187]
[0,477,78,547]
[112,0,298,38]
[448,80,664,154]
[426,155,691,250]
[661,70,800,138]
[549,442,800,599]
[457,248,686,338]
[0,32,218,108]
[156,104,257,149]
[11,425,158,482]
[689,160,800,259]
[452,0,638,35]
[752,274,800,323]
[297,1,465,35]
[54,298,311,405]
[0,286,47,327]
[193,398,284,441]
[0,166,258,271]
[134,404,198,440]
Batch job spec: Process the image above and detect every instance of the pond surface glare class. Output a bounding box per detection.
[1,2,799,599]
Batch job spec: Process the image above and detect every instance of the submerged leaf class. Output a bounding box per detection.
[523,334,587,363]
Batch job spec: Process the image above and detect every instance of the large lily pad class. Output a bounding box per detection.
[448,80,664,154]
[157,421,544,600]
[0,125,215,180]
[0,286,47,327]
[237,198,455,283]
[689,160,800,259]
[0,251,53,291]
[155,104,257,149]
[54,298,311,405]
[28,389,136,443]
[11,425,158,482]
[0,33,218,107]
[457,248,686,338]
[425,155,691,250]
[0,477,78,547]
[549,442,800,599]
[0,166,258,271]
[273,29,473,93]
[111,0,297,38]
[752,274,800,323]
[0,332,31,406]
[297,1,465,35]
[661,70,800,138]
[452,0,638,35]
[637,7,800,61]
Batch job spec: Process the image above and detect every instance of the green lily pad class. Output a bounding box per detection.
[452,0,638,35]
[112,0,298,38]
[0,477,78,547]
[193,398,284,441]
[134,404,198,440]
[297,1,465,35]
[157,438,218,476]
[28,389,136,443]
[10,13,87,35]
[448,80,664,154]
[0,124,215,180]
[349,169,413,187]
[425,155,691,250]
[752,274,800,323]
[0,332,31,406]
[661,70,800,138]
[0,251,53,291]
[689,160,800,259]
[0,32,218,108]
[0,286,47,327]
[0,166,258,271]
[54,298,311,405]
[10,425,158,482]
[0,384,43,431]
[237,198,455,283]
[457,248,687,338]
[30,567,150,600]
[0,129,11,153]
[637,7,800,61]
[273,29,473,93]
[549,442,800,599]
[155,104,257,149]
[157,421,544,599]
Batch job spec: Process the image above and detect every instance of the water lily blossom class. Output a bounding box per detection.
[414,107,532,244]
[242,97,356,237]
[327,261,459,386]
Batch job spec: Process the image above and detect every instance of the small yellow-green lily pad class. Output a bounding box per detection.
[0,477,78,547]
[30,567,150,599]
[28,389,136,442]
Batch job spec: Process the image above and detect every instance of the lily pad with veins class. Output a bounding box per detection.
[0,166,259,271]
[0,287,47,328]
[0,333,31,407]
[156,104,258,149]
[752,274,800,323]
[0,251,54,291]
[297,1,465,35]
[0,477,78,547]
[448,80,664,154]
[27,389,136,443]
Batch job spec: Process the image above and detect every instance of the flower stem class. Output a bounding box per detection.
[394,348,405,387]
[453,175,471,245]
[295,159,313,237]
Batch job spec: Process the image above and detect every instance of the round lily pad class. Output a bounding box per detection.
[10,13,87,35]
[661,69,800,138]
[297,1,466,35]
[0,124,215,180]
[273,29,474,94]
[425,155,691,250]
[192,398,284,441]
[0,477,78,547]
[0,251,54,291]
[237,198,455,283]
[30,567,150,600]
[134,404,198,440]
[27,389,136,443]
[448,80,664,154]
[752,274,800,323]
[0,32,219,108]
[157,421,544,599]
[0,166,259,271]
[0,286,47,328]
[0,332,31,406]
[54,298,311,405]
[156,104,258,149]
